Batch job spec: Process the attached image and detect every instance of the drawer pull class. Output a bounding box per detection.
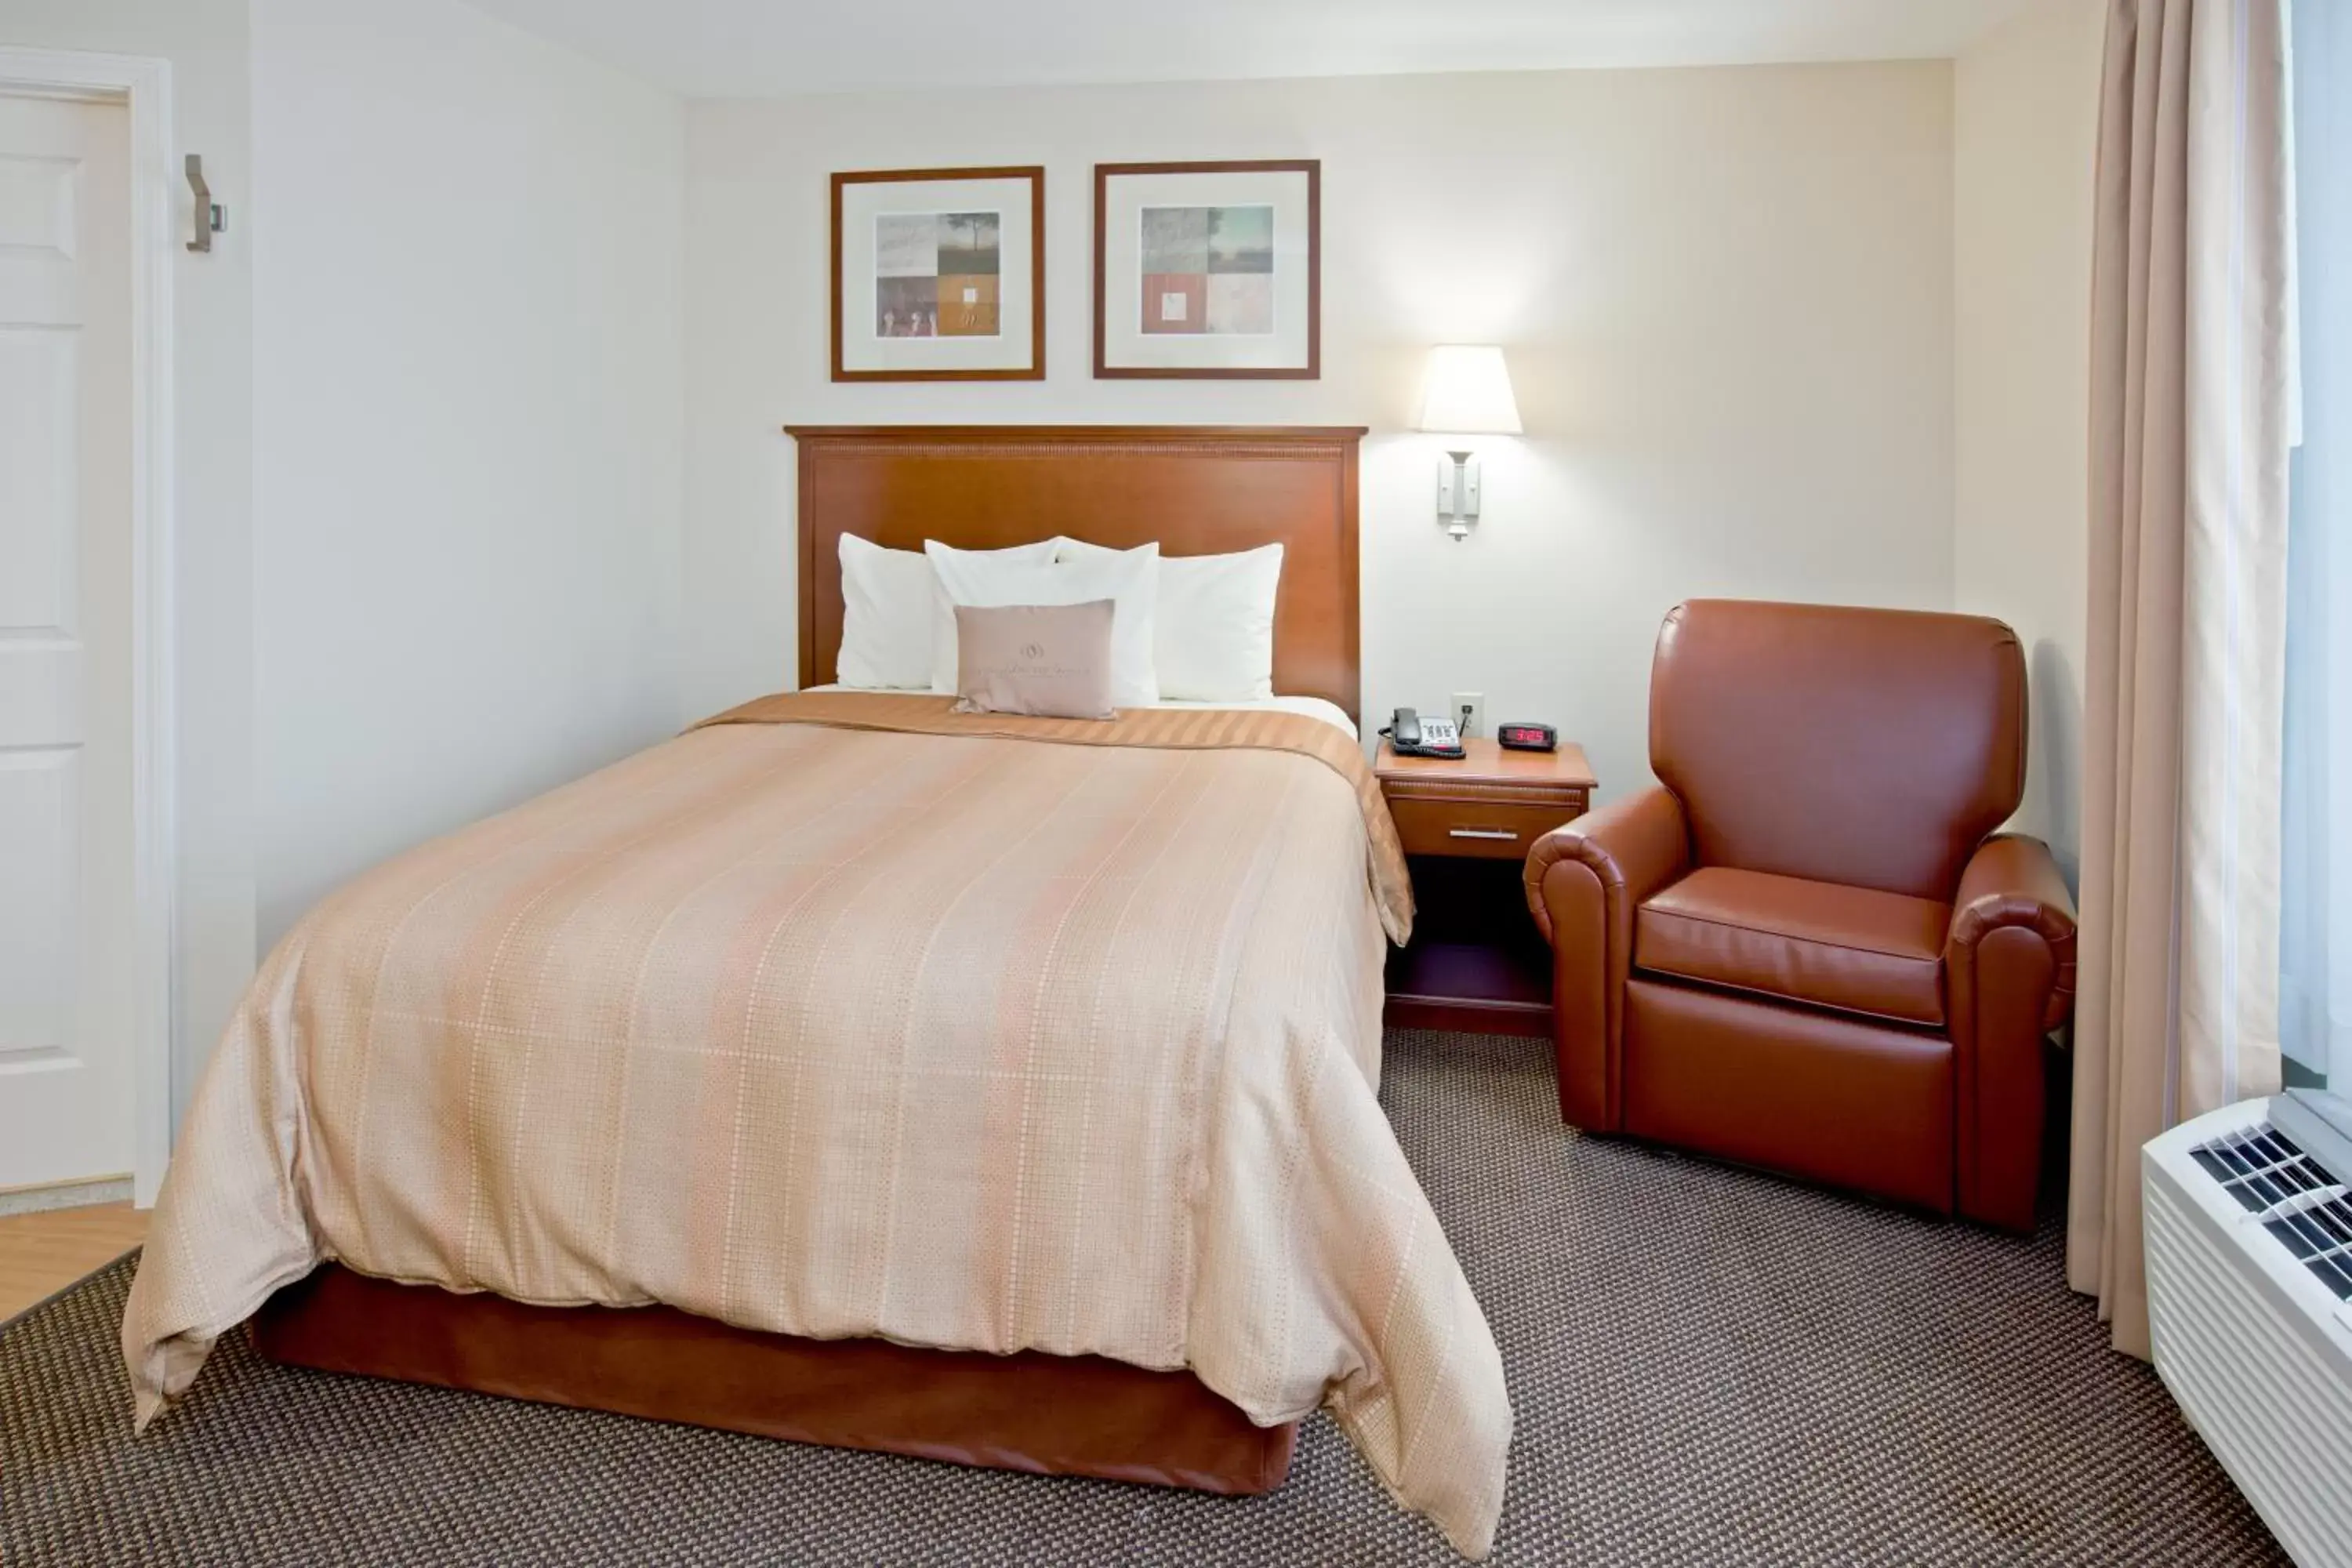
[1448,827,1520,841]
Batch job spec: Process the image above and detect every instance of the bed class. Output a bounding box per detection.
[122,426,1511,1558]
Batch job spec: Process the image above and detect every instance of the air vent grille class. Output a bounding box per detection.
[2190,1123,2352,1301]
[2192,1125,2334,1209]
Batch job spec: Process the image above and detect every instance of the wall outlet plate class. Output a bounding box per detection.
[1452,692,1484,739]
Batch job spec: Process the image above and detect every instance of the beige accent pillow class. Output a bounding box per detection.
[927,539,1159,704]
[952,601,1119,720]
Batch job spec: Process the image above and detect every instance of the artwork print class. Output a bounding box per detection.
[874,210,1002,339]
[1093,161,1316,379]
[1138,205,1274,336]
[831,167,1042,380]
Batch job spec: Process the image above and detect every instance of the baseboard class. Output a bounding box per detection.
[0,1175,134,1217]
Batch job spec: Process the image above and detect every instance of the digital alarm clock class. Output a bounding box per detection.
[1497,721,1558,753]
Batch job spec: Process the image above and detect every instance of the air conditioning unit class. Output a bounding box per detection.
[2144,1090,2352,1566]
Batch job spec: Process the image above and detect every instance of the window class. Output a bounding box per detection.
[2281,0,2348,1088]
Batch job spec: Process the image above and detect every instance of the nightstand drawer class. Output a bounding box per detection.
[1388,797,1585,860]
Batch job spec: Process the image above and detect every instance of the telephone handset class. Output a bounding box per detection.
[1384,707,1465,760]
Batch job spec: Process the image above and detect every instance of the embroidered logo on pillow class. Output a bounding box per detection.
[952,601,1118,720]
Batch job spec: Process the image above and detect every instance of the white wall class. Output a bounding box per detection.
[682,63,1958,802]
[1953,0,2103,883]
[0,16,2057,1116]
[2,0,257,1117]
[249,0,685,948]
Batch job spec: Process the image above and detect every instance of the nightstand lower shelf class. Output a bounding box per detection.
[1382,855,1555,1037]
[1384,940,1552,1036]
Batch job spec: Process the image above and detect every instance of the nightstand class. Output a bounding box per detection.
[1377,737,1596,1035]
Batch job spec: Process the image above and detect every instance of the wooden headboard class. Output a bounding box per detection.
[785,425,1367,721]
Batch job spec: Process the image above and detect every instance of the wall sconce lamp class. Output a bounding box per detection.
[1415,345,1523,540]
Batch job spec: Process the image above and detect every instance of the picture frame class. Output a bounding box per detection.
[1093,159,1320,380]
[830,166,1046,382]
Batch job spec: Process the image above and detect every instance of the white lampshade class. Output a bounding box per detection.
[1416,345,1523,435]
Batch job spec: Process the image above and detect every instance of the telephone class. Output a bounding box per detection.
[1384,707,1465,760]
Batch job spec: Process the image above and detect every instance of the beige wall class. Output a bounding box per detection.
[0,16,2093,1111]
[683,62,1958,803]
[249,0,686,949]
[1954,0,2104,883]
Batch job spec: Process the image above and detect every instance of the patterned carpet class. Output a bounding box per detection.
[1,1029,2287,1566]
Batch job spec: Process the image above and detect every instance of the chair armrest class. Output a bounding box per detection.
[1523,786,1690,1131]
[1523,786,1690,944]
[1943,833,2077,1230]
[1944,833,2078,1032]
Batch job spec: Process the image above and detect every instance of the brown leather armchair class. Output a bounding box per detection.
[1524,601,2077,1231]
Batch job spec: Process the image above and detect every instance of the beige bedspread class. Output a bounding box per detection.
[122,694,1512,1556]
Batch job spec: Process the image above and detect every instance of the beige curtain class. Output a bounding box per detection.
[2072,0,2296,1358]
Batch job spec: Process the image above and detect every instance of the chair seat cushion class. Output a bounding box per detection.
[1635,867,1950,1026]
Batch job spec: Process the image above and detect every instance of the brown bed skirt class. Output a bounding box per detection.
[251,1266,1298,1494]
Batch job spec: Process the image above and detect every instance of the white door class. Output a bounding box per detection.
[0,93,135,1193]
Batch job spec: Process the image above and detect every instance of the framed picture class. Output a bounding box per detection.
[1093,159,1319,379]
[831,166,1044,381]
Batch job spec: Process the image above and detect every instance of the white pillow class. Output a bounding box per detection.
[1056,539,1283,702]
[836,534,1057,690]
[927,540,1160,707]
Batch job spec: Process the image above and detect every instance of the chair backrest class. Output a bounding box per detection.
[1649,599,2027,902]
